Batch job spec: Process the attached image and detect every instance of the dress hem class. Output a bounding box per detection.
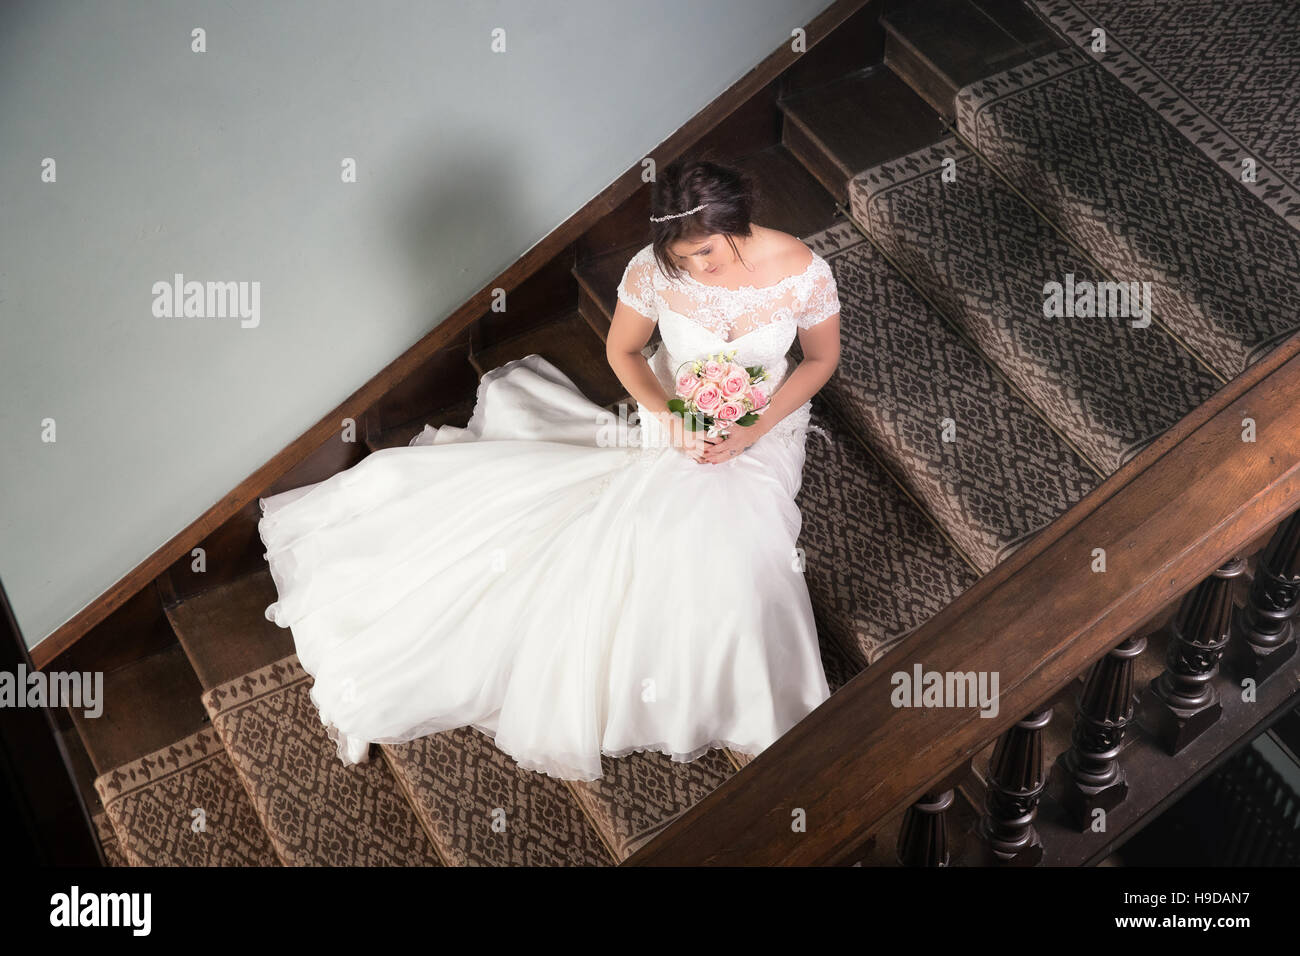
[304,689,766,783]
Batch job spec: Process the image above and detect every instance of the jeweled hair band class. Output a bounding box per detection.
[649,203,710,223]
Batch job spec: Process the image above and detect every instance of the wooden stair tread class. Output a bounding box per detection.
[780,67,949,183]
[969,0,1062,53]
[732,143,847,239]
[883,0,1049,107]
[573,249,629,329]
[70,642,208,776]
[165,570,297,692]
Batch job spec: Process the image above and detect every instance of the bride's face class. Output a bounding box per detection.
[669,233,733,278]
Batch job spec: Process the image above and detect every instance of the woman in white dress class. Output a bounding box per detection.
[257,158,843,781]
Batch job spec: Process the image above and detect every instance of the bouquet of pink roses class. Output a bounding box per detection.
[667,349,771,437]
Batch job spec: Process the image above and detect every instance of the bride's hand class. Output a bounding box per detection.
[698,422,765,464]
[654,410,720,462]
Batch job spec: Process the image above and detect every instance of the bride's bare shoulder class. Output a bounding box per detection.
[754,226,814,274]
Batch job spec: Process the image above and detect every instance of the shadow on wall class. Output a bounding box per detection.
[390,132,534,326]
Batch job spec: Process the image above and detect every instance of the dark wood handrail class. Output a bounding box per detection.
[625,330,1300,865]
[30,0,873,668]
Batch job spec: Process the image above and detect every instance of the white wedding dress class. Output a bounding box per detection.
[257,241,842,781]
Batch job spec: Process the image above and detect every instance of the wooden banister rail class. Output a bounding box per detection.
[624,330,1300,866]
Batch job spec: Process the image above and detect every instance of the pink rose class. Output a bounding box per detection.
[750,386,768,409]
[675,369,700,398]
[693,383,722,413]
[716,401,745,422]
[702,360,727,382]
[720,365,749,397]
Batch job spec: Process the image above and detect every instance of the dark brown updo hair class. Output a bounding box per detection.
[649,152,759,282]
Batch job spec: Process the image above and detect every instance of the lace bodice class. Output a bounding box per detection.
[615,242,841,415]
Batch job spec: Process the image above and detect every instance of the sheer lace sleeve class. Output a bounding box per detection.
[615,245,659,321]
[796,254,841,329]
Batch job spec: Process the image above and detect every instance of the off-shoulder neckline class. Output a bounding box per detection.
[651,244,822,293]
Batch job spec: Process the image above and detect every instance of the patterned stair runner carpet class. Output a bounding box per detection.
[804,220,1100,572]
[956,45,1300,378]
[201,655,443,866]
[1033,0,1300,230]
[93,726,279,866]
[848,138,1223,474]
[380,728,615,866]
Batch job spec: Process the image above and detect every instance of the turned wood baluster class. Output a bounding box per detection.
[896,789,954,866]
[1230,510,1300,684]
[1055,633,1146,831]
[1142,557,1244,755]
[977,708,1051,866]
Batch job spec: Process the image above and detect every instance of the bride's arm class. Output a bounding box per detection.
[605,300,718,458]
[605,301,671,416]
[699,315,840,462]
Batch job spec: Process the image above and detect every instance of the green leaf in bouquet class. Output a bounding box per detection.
[735,413,760,426]
[666,398,687,414]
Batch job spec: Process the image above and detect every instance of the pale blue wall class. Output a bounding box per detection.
[0,0,833,649]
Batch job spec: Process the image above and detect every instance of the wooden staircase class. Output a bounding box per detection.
[28,0,1300,867]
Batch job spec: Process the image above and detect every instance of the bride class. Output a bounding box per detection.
[257,158,843,781]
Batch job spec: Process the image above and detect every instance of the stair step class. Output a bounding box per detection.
[799,397,982,666]
[380,730,613,866]
[92,810,130,867]
[970,0,1062,52]
[568,749,738,861]
[955,46,1300,378]
[732,396,981,772]
[882,0,1060,118]
[70,642,208,776]
[93,726,279,866]
[779,67,949,205]
[365,346,479,438]
[1032,0,1300,229]
[848,138,1223,473]
[574,246,639,332]
[200,655,443,866]
[165,571,296,691]
[804,220,1100,572]
[732,142,847,237]
[366,396,477,452]
[53,703,106,824]
[577,284,613,342]
[470,309,626,409]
